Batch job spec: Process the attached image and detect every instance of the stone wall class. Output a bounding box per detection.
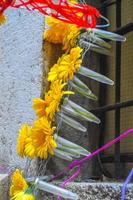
[0,8,44,170]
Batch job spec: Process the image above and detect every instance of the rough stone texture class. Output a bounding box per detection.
[0,174,10,200]
[39,182,133,200]
[0,8,44,170]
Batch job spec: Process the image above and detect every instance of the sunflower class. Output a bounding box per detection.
[10,169,28,197]
[46,80,74,120]
[32,98,48,118]
[44,17,69,44]
[48,47,82,83]
[11,191,35,200]
[16,124,35,158]
[63,25,80,52]
[30,117,57,159]
[33,81,74,121]
[44,17,80,52]
[10,169,35,200]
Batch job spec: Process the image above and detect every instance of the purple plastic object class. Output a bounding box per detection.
[121,168,133,200]
[57,166,81,200]
[49,129,133,200]
[51,128,133,181]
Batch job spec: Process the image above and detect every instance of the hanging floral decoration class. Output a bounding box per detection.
[0,0,126,199]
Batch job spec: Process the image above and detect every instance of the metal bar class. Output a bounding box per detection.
[101,153,133,163]
[98,0,107,152]
[99,64,107,144]
[100,0,117,9]
[115,0,121,179]
[115,22,133,35]
[90,100,133,113]
[97,55,107,172]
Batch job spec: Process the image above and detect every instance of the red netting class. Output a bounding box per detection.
[0,0,100,28]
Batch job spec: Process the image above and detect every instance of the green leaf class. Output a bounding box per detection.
[92,36,111,49]
[72,76,89,91]
[57,144,80,158]
[79,40,111,55]
[80,32,111,49]
[54,149,73,161]
[93,28,126,42]
[71,76,97,100]
[69,79,97,101]
[63,98,100,124]
[61,105,83,120]
[57,112,87,132]
[54,134,90,156]
[54,134,82,148]
[78,66,114,85]
[90,44,110,55]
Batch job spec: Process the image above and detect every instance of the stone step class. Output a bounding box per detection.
[1,177,133,200]
[39,182,133,200]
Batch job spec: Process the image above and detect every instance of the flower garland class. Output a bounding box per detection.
[10,14,86,199]
[15,18,83,163]
[6,2,126,199]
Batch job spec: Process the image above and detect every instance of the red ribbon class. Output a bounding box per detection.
[0,0,100,28]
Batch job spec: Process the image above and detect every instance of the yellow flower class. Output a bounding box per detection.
[48,47,82,82]
[44,17,80,51]
[10,169,28,197]
[63,25,80,51]
[11,192,35,200]
[24,137,36,159]
[32,98,48,118]
[33,81,74,120]
[0,13,7,25]
[10,169,35,200]
[17,124,35,158]
[46,80,74,120]
[44,17,69,44]
[31,117,57,159]
[17,124,31,157]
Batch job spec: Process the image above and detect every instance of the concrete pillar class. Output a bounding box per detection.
[0,8,44,171]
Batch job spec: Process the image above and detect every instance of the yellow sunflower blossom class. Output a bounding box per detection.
[63,25,80,52]
[30,117,57,159]
[24,134,36,159]
[10,169,35,200]
[44,17,69,44]
[32,98,48,118]
[33,81,74,120]
[17,124,35,158]
[10,169,28,197]
[44,17,80,51]
[0,13,7,25]
[46,80,74,120]
[48,46,82,82]
[12,191,35,200]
